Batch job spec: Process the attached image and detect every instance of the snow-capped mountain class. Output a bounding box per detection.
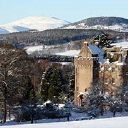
[0,16,70,34]
[62,17,128,32]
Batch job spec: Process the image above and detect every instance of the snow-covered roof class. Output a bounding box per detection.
[98,57,108,65]
[112,61,126,66]
[88,44,103,55]
[111,41,128,49]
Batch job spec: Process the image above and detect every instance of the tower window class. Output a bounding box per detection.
[76,87,79,91]
[85,88,87,92]
[112,78,115,84]
[112,67,115,72]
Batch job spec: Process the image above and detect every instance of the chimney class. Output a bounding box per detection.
[83,41,88,48]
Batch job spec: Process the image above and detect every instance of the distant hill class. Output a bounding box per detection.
[62,17,128,32]
[0,16,128,57]
[0,16,70,34]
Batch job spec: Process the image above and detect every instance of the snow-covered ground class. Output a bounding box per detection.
[63,23,128,32]
[55,50,80,57]
[0,16,70,34]
[24,45,52,55]
[1,116,128,128]
[24,44,80,57]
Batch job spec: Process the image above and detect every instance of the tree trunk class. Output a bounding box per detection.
[3,86,7,123]
[67,116,69,121]
[113,111,116,117]
[3,99,7,123]
[9,106,11,121]
[31,115,34,124]
[100,105,104,116]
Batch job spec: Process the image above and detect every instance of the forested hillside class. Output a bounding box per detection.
[0,29,127,45]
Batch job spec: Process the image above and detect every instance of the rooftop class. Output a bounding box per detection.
[88,44,103,55]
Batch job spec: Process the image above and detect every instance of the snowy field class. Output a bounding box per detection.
[24,45,47,54]
[63,23,128,32]
[1,117,128,128]
[24,45,80,57]
[55,50,80,57]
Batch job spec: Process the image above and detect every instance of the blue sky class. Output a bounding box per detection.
[0,0,128,24]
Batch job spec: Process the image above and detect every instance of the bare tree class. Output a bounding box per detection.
[0,49,34,123]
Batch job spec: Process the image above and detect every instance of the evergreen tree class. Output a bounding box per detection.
[68,73,75,101]
[93,34,113,48]
[48,84,55,101]
[40,67,52,101]
[40,67,64,103]
[49,68,63,102]
[108,97,124,117]
[86,81,107,116]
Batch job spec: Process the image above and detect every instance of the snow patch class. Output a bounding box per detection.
[55,50,80,57]
[111,42,128,49]
[63,24,128,32]
[24,45,45,54]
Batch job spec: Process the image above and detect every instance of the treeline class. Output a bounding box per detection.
[0,29,127,45]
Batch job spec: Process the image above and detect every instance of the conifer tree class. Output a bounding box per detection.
[48,68,63,102]
[40,67,52,101]
[41,67,64,103]
[93,34,113,48]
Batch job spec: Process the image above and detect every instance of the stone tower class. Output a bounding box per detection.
[74,42,103,106]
